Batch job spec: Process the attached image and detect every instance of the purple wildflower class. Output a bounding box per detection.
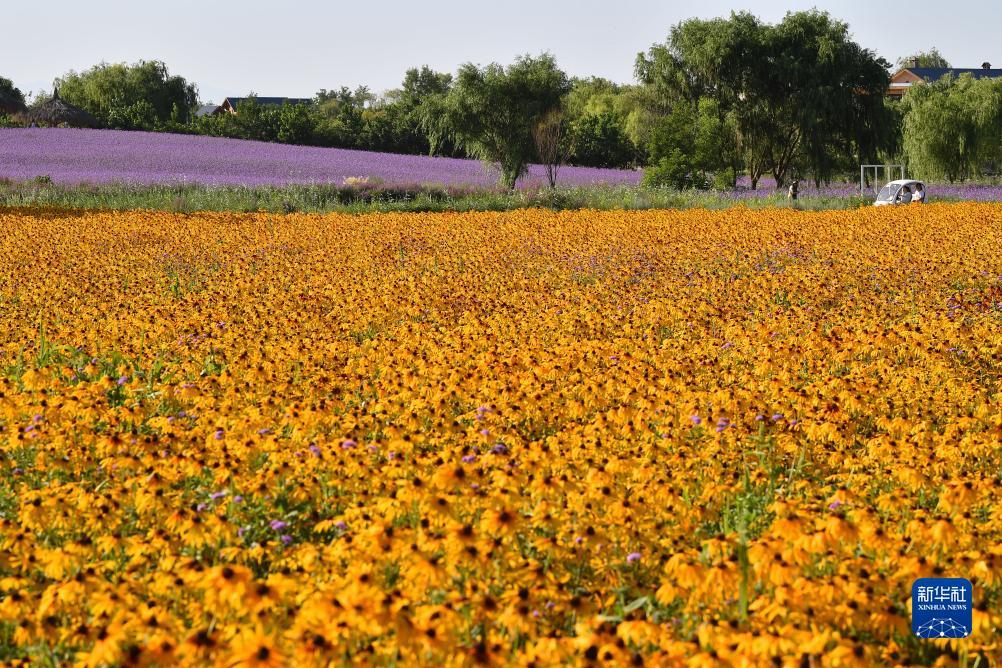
[269,520,289,531]
[627,552,642,563]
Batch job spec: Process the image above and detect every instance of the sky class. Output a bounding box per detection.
[3,0,1000,104]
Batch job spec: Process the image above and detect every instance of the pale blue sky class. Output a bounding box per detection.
[3,0,999,103]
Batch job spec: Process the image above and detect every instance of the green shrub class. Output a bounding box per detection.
[108,100,158,131]
[642,152,708,190]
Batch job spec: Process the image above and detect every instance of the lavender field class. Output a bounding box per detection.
[0,128,641,188]
[4,127,1002,204]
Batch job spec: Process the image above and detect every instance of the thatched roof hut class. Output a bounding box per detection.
[23,88,98,128]
[0,90,27,115]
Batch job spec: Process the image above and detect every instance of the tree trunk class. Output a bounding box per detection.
[502,163,523,191]
[771,128,800,192]
[749,158,767,190]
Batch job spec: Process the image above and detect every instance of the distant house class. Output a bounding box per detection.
[216,97,313,114]
[888,61,1002,98]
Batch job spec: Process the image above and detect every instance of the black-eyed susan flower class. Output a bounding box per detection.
[0,205,1000,665]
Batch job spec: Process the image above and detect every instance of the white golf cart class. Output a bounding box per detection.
[873,179,926,206]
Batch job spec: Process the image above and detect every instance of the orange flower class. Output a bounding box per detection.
[2,205,1001,665]
[230,630,284,668]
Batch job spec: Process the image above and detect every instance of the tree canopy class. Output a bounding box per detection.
[0,76,26,106]
[420,54,571,189]
[637,10,896,188]
[561,78,643,168]
[56,60,198,126]
[397,66,453,107]
[896,48,951,69]
[902,74,1002,180]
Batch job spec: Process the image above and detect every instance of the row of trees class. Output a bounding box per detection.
[5,11,998,186]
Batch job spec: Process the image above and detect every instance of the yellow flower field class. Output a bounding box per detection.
[0,205,1000,666]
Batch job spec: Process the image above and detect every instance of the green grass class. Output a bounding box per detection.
[0,180,885,214]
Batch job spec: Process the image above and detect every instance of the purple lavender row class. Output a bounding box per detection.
[0,128,641,188]
[4,128,1000,199]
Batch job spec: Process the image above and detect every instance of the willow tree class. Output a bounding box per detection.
[902,74,1002,181]
[765,11,897,186]
[636,12,762,187]
[420,54,570,189]
[896,48,951,69]
[638,10,896,188]
[55,60,198,125]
